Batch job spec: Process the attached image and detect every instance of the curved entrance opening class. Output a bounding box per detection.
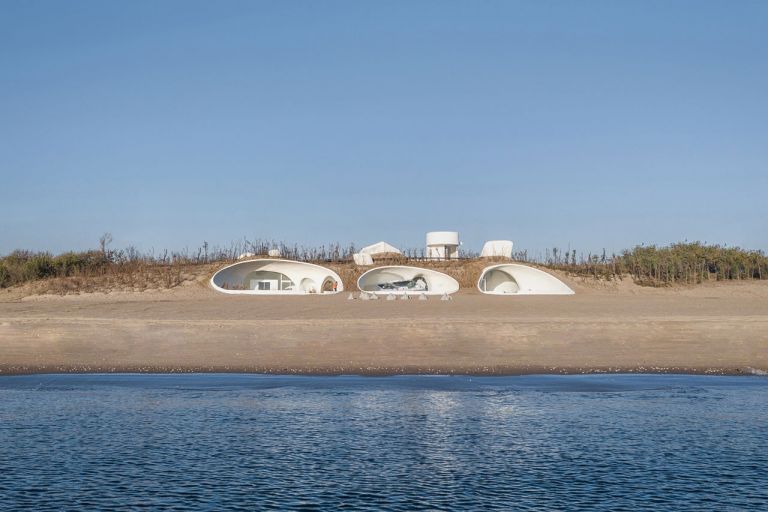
[300,278,318,293]
[321,277,337,292]
[480,269,519,293]
[357,266,459,295]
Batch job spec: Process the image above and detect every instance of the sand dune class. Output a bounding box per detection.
[1,275,767,375]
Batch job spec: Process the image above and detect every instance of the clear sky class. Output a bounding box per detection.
[1,0,766,256]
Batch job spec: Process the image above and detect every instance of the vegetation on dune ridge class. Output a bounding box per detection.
[0,235,766,294]
[538,242,767,286]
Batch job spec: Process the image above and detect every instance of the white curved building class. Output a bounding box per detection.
[357,266,459,295]
[477,264,574,295]
[211,259,343,295]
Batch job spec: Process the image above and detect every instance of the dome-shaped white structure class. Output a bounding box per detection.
[211,259,343,295]
[477,264,574,295]
[480,240,513,259]
[357,266,459,295]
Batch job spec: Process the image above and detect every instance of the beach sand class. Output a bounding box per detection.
[1,275,767,375]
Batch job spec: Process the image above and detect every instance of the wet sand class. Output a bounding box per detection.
[1,277,767,375]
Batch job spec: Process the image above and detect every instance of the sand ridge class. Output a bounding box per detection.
[1,277,767,375]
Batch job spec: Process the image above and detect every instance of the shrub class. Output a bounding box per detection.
[23,254,55,280]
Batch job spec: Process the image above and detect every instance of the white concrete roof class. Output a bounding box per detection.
[477,264,574,295]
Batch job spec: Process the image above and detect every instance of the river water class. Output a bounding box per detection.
[1,374,766,510]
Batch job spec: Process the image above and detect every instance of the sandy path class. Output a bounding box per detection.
[1,279,767,375]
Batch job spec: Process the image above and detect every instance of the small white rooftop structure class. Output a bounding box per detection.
[353,241,401,266]
[426,231,459,260]
[480,240,514,259]
[211,259,343,295]
[359,241,401,256]
[357,265,459,296]
[353,253,374,266]
[478,264,574,295]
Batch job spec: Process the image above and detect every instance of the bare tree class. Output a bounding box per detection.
[99,232,113,259]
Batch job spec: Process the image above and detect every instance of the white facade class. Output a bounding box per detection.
[480,240,513,259]
[357,266,460,295]
[477,264,574,295]
[426,231,459,260]
[211,259,343,295]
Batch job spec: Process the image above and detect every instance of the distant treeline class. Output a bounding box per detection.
[0,235,765,289]
[525,242,768,286]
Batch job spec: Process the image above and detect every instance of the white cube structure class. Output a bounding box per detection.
[426,231,459,260]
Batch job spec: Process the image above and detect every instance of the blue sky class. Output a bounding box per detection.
[1,0,766,256]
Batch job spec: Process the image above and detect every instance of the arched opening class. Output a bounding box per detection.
[480,269,519,293]
[321,277,337,292]
[357,266,459,295]
[300,278,318,293]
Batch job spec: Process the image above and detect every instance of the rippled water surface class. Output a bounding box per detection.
[1,374,767,511]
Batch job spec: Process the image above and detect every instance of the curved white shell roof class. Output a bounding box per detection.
[480,240,513,259]
[477,264,574,295]
[357,266,460,295]
[211,259,343,295]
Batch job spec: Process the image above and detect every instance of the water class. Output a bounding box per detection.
[1,374,767,511]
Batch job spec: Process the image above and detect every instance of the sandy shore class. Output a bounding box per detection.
[1,276,767,375]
